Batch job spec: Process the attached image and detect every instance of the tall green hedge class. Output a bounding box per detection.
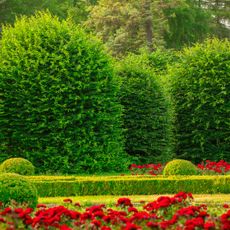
[0,12,129,173]
[117,54,173,164]
[170,39,230,162]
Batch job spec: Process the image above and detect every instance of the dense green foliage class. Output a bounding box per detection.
[0,12,129,174]
[147,50,178,74]
[198,0,230,39]
[163,159,198,176]
[0,158,35,175]
[86,0,214,56]
[26,175,230,196]
[0,1,229,56]
[0,173,38,208]
[117,54,173,164]
[0,0,97,25]
[86,0,164,56]
[170,39,230,162]
[163,0,211,49]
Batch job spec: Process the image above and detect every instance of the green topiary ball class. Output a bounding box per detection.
[163,159,198,176]
[0,158,35,175]
[0,173,38,208]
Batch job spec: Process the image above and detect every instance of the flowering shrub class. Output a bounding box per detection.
[1,192,230,229]
[129,160,230,176]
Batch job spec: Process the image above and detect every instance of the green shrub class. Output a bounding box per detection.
[147,49,178,74]
[163,159,198,176]
[26,175,230,196]
[0,12,129,173]
[170,39,230,162]
[0,173,38,208]
[0,158,35,175]
[117,54,173,163]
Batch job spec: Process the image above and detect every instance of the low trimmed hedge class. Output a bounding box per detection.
[26,175,230,197]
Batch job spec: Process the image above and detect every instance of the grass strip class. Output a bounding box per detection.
[39,194,230,207]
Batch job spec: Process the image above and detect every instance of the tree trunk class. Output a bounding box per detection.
[143,0,155,52]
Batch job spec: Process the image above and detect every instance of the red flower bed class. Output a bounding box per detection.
[129,160,230,176]
[197,160,230,175]
[1,192,229,229]
[129,163,164,175]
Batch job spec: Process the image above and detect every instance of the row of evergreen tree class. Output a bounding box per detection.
[0,3,229,173]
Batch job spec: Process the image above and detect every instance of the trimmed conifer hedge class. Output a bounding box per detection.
[170,39,230,162]
[0,12,129,173]
[117,54,173,164]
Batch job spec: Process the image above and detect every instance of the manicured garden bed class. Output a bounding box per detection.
[1,192,230,229]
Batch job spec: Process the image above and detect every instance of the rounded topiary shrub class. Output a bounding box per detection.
[0,12,129,173]
[117,54,174,163]
[163,159,198,176]
[0,173,38,208]
[170,39,230,162]
[0,158,35,175]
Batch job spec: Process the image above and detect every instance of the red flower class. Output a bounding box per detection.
[59,224,72,230]
[63,198,72,203]
[128,207,138,213]
[185,217,204,229]
[146,221,158,228]
[0,217,5,223]
[1,207,12,215]
[204,221,215,230]
[93,211,105,218]
[37,204,47,208]
[74,202,81,207]
[91,219,101,227]
[174,191,188,200]
[177,206,200,217]
[157,196,172,208]
[80,212,93,221]
[123,222,141,230]
[86,204,105,213]
[220,210,230,229]
[116,198,133,207]
[101,226,112,230]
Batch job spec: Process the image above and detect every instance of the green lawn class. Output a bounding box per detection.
[39,194,230,207]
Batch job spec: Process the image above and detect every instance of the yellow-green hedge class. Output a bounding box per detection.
[26,175,230,197]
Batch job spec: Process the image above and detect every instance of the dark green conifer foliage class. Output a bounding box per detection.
[0,12,128,173]
[170,39,230,162]
[117,54,173,164]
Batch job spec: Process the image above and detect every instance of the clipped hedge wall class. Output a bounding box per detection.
[117,54,173,163]
[170,39,230,162]
[27,175,230,197]
[0,12,129,173]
